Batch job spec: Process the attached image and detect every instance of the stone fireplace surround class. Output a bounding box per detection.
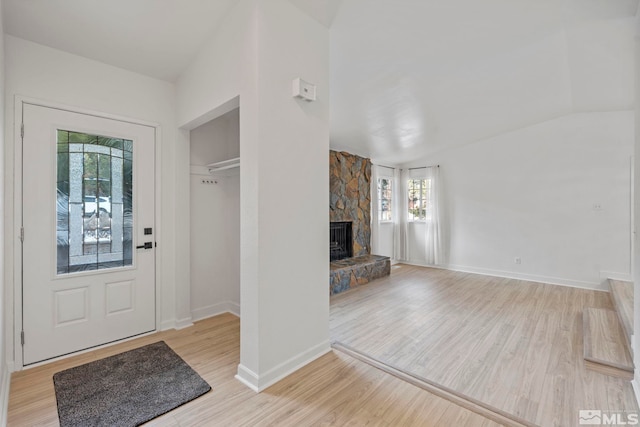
[329,150,390,295]
[329,150,371,256]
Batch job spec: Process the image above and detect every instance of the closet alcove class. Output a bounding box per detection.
[189,107,240,319]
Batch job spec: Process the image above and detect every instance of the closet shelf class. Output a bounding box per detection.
[207,157,240,175]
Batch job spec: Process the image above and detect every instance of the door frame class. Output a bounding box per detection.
[11,96,163,369]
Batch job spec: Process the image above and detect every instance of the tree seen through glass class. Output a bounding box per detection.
[378,178,392,222]
[407,178,432,221]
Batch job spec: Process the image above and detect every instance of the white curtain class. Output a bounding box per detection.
[424,166,443,265]
[375,165,443,263]
[370,165,381,254]
[393,166,443,265]
[394,168,409,261]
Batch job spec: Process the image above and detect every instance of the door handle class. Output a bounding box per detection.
[136,242,153,249]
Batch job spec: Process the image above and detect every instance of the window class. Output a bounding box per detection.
[407,178,432,221]
[57,130,133,274]
[377,177,392,222]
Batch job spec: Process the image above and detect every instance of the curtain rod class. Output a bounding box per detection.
[409,165,439,170]
[372,163,396,170]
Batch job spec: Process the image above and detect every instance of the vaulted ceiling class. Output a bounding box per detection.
[2,0,238,81]
[1,0,339,81]
[3,0,637,164]
[329,0,638,164]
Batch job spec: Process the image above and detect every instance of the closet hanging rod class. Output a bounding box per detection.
[207,157,240,169]
[208,163,239,172]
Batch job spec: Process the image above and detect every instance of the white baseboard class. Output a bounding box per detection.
[399,260,605,291]
[165,302,241,331]
[600,270,633,282]
[236,340,331,393]
[0,362,10,427]
[235,364,260,392]
[191,301,240,322]
[159,319,176,331]
[174,317,194,330]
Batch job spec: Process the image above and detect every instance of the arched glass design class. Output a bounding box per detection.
[56,130,133,274]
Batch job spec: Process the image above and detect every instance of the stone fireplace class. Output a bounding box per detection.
[329,150,390,295]
[329,151,371,256]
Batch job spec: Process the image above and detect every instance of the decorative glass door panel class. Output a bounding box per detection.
[56,130,133,274]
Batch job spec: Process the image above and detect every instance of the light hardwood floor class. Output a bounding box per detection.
[7,313,500,426]
[583,308,633,377]
[9,265,638,426]
[330,264,639,427]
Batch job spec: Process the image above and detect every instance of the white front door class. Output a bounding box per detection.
[21,103,156,365]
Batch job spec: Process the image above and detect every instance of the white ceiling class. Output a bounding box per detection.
[1,0,339,82]
[330,0,638,164]
[3,0,638,164]
[2,0,238,82]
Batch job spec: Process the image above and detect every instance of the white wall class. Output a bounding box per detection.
[3,36,180,368]
[177,0,330,392]
[632,13,640,403]
[253,0,330,383]
[0,3,8,422]
[404,111,633,289]
[190,110,240,320]
[190,109,240,165]
[189,176,240,319]
[176,0,256,130]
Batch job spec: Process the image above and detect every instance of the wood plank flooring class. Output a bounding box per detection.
[582,308,633,378]
[330,264,639,427]
[609,279,634,347]
[9,265,639,426]
[7,313,500,426]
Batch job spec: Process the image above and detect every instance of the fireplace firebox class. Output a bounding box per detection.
[330,221,353,261]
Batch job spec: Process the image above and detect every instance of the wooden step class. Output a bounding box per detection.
[608,279,633,351]
[583,308,633,379]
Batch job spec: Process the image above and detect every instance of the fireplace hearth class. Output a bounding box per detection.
[330,221,352,261]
